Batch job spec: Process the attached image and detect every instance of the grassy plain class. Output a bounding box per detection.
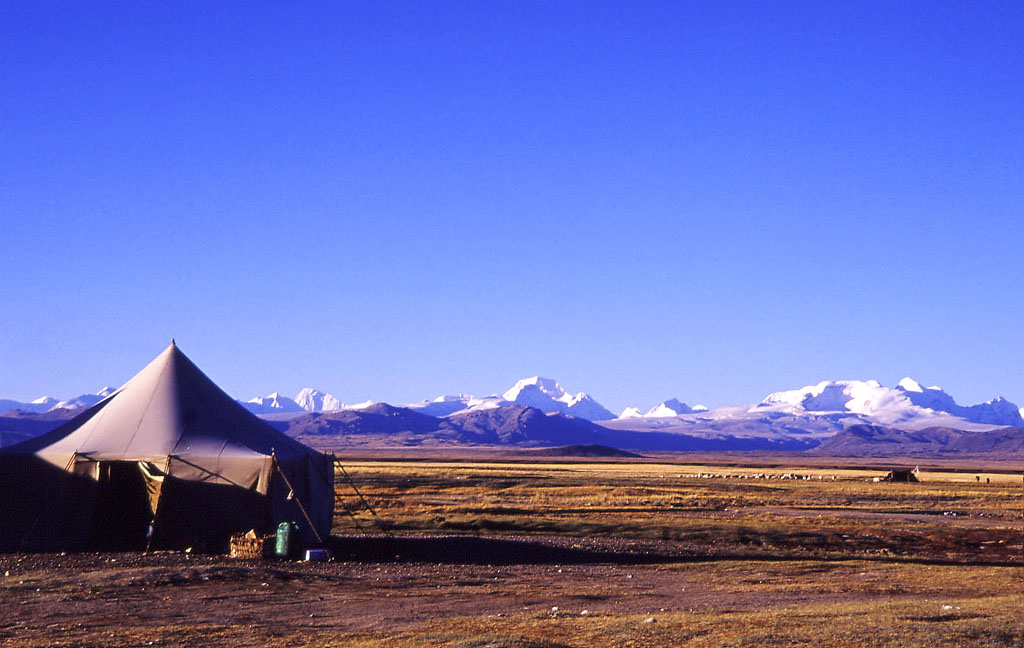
[338,460,1024,561]
[3,456,1023,647]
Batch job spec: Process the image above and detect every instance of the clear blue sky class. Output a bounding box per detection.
[2,2,1022,412]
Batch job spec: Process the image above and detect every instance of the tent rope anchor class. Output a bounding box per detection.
[333,454,393,538]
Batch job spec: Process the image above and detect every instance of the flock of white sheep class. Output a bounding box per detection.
[686,472,837,481]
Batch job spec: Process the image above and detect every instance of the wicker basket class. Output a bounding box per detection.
[229,532,275,559]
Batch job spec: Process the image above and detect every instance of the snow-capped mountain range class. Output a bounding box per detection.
[397,376,615,420]
[0,387,118,414]
[602,378,1024,443]
[234,376,1024,448]
[236,376,616,420]
[754,378,1023,427]
[240,390,370,415]
[4,377,1022,443]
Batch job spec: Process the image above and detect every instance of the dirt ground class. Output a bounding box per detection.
[3,458,1024,647]
[4,543,1024,648]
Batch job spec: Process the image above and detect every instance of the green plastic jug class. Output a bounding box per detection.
[275,522,294,558]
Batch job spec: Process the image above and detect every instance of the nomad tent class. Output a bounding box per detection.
[881,467,920,483]
[0,342,333,552]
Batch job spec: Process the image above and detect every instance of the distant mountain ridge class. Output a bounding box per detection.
[0,408,82,447]
[812,423,1024,457]
[278,403,602,445]
[0,388,116,415]
[277,403,817,452]
[277,403,609,447]
[0,397,58,415]
[4,375,1021,452]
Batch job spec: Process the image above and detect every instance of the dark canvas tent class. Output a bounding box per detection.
[0,342,333,552]
[882,467,920,483]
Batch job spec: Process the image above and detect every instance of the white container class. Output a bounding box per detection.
[304,548,330,562]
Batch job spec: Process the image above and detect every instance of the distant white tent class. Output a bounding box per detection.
[1,342,333,551]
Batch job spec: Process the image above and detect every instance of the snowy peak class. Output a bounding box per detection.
[963,396,1023,426]
[896,377,945,393]
[894,379,1021,426]
[294,387,343,412]
[243,392,304,414]
[407,394,477,417]
[502,376,570,405]
[561,392,616,421]
[619,406,644,419]
[894,377,958,411]
[896,377,925,392]
[647,398,694,417]
[617,398,700,419]
[502,377,614,421]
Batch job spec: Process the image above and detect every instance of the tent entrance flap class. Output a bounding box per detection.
[90,461,154,550]
[138,460,166,516]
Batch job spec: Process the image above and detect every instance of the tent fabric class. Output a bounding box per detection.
[1,342,333,551]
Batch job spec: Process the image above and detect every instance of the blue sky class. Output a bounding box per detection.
[2,2,1022,412]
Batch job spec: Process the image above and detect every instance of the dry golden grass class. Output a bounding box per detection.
[339,595,1024,648]
[336,460,1024,562]
[5,557,1024,647]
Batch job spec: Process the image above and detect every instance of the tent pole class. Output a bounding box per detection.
[271,453,326,547]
